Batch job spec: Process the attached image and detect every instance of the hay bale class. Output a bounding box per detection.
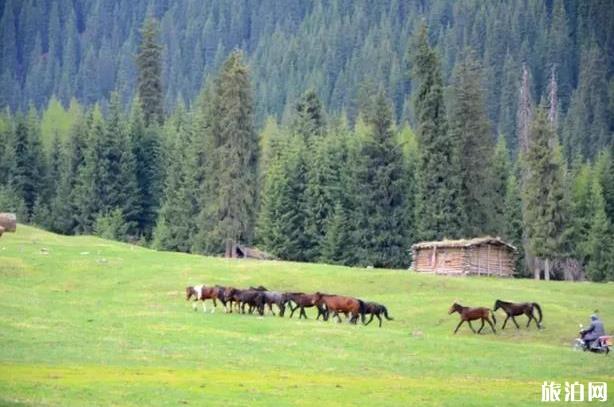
[0,213,17,232]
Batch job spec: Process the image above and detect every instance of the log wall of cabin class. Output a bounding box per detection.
[413,245,515,277]
[466,245,514,277]
[412,247,466,274]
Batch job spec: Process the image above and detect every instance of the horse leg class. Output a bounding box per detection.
[501,315,510,330]
[202,301,207,313]
[211,298,216,313]
[525,311,533,328]
[268,303,275,316]
[300,306,307,319]
[477,319,485,334]
[377,314,382,327]
[487,317,496,333]
[511,316,520,329]
[365,314,374,326]
[335,312,342,323]
[453,320,465,334]
[289,305,298,318]
[467,320,477,333]
[192,301,198,311]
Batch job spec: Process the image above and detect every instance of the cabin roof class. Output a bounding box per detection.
[411,236,517,252]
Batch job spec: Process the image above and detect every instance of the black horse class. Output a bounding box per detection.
[250,286,290,316]
[493,299,543,329]
[363,302,394,327]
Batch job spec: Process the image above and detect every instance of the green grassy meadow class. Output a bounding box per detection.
[0,225,612,406]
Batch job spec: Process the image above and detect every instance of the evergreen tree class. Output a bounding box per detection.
[198,51,258,255]
[74,107,106,233]
[136,17,164,126]
[130,99,162,238]
[354,92,409,268]
[320,201,352,265]
[257,137,309,260]
[449,51,496,236]
[411,25,463,241]
[8,109,44,217]
[152,110,199,252]
[585,178,614,281]
[503,170,525,276]
[491,136,511,235]
[522,108,567,280]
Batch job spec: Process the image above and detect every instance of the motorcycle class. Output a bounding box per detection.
[573,324,612,355]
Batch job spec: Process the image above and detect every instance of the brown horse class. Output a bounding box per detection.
[315,293,365,324]
[185,285,223,313]
[286,292,325,319]
[493,299,543,329]
[448,302,497,334]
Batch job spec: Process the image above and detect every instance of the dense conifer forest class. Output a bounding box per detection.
[0,0,613,280]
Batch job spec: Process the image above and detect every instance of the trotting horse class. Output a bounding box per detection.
[363,301,394,327]
[493,299,543,329]
[286,292,326,319]
[250,287,291,317]
[314,293,365,324]
[185,285,223,313]
[448,302,497,334]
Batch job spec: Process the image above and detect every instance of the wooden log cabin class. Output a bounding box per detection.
[410,237,517,277]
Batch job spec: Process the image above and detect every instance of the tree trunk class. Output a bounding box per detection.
[225,239,234,258]
[544,257,550,281]
[533,256,540,280]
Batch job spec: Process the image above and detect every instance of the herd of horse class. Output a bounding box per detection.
[186,284,544,332]
[185,284,393,326]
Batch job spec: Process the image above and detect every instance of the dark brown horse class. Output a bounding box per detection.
[363,301,394,327]
[219,286,242,313]
[493,299,543,329]
[286,292,325,319]
[315,293,365,324]
[448,302,497,334]
[185,285,223,313]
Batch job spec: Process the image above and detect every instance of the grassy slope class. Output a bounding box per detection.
[0,225,612,406]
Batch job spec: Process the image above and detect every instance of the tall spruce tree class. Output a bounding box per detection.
[196,51,258,255]
[130,98,162,238]
[585,177,614,281]
[50,112,87,234]
[136,17,164,126]
[449,51,496,236]
[522,108,567,280]
[491,136,511,235]
[152,109,199,252]
[8,108,44,217]
[354,91,409,268]
[411,25,463,241]
[257,137,309,261]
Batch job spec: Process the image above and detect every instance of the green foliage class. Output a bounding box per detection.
[0,184,27,220]
[412,25,464,241]
[449,51,496,236]
[40,96,79,150]
[136,17,164,126]
[196,51,258,253]
[353,92,410,268]
[585,178,614,282]
[503,170,525,277]
[522,108,568,271]
[94,209,129,241]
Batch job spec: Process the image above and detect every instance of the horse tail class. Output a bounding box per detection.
[532,302,543,324]
[383,306,394,320]
[490,309,497,325]
[358,299,366,324]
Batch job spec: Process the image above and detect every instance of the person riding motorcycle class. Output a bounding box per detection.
[580,314,606,349]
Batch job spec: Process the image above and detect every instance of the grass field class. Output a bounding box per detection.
[0,225,612,406]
